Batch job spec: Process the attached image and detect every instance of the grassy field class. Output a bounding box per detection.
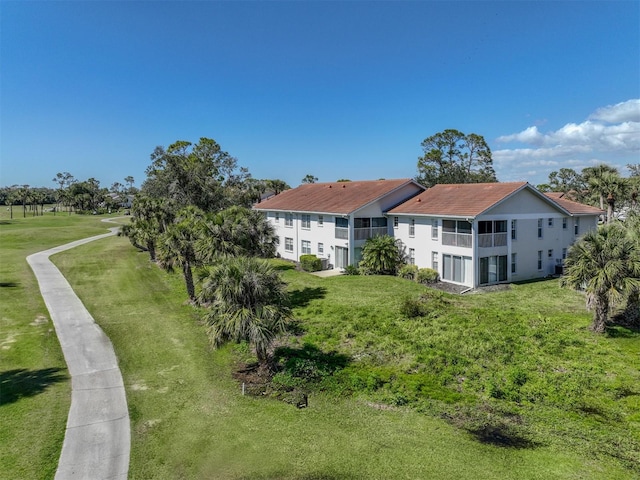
[44,231,640,478]
[0,210,118,479]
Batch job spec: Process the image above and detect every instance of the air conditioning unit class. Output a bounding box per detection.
[320,258,330,270]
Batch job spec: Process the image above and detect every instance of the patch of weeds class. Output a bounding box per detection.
[399,296,428,318]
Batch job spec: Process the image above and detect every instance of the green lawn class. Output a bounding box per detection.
[45,233,639,479]
[0,211,119,479]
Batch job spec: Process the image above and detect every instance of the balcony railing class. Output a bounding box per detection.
[335,227,348,239]
[354,226,387,241]
[442,232,472,248]
[478,232,507,248]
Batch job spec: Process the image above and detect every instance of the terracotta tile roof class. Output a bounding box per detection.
[388,182,529,217]
[544,192,605,215]
[254,179,421,215]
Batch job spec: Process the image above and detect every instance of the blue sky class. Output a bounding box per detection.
[2,1,639,191]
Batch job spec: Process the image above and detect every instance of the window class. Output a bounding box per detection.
[443,219,473,247]
[301,214,311,229]
[409,218,415,237]
[511,220,517,240]
[562,217,567,229]
[393,216,399,228]
[335,217,348,228]
[479,255,507,284]
[574,218,579,235]
[511,253,517,274]
[444,254,473,284]
[409,248,415,265]
[318,215,324,227]
[548,218,554,227]
[275,212,280,223]
[538,218,543,238]
[301,240,311,255]
[478,220,506,247]
[548,249,553,258]
[432,252,439,271]
[285,237,293,252]
[285,213,293,227]
[562,248,567,259]
[432,219,439,239]
[318,242,324,254]
[537,250,543,270]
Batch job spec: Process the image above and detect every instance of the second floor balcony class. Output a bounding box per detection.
[478,232,507,248]
[442,232,472,248]
[354,226,387,241]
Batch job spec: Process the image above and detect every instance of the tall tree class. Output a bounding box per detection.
[156,206,204,302]
[52,172,75,215]
[561,223,640,333]
[587,171,628,223]
[546,168,585,200]
[416,129,497,187]
[199,256,291,369]
[582,164,619,210]
[121,196,174,262]
[124,176,135,194]
[142,137,242,212]
[301,174,318,184]
[266,179,290,195]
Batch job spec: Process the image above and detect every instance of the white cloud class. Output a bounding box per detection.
[495,99,640,173]
[589,99,640,123]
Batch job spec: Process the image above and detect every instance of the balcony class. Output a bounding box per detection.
[478,232,507,248]
[354,226,387,241]
[442,232,472,248]
[335,227,348,239]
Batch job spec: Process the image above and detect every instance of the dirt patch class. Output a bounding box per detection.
[29,315,48,326]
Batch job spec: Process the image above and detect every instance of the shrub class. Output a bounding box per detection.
[398,264,419,281]
[359,235,405,275]
[417,268,440,284]
[299,254,322,272]
[400,296,428,318]
[343,264,360,275]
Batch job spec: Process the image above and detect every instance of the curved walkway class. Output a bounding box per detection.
[26,221,130,480]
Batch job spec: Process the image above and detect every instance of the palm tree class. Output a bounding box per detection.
[156,206,205,302]
[359,235,406,275]
[195,206,277,264]
[198,256,291,369]
[121,196,174,262]
[621,211,640,326]
[561,223,640,333]
[583,164,619,210]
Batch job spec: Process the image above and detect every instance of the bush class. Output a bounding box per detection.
[299,254,322,272]
[417,268,439,284]
[343,265,360,275]
[400,296,428,318]
[398,264,419,280]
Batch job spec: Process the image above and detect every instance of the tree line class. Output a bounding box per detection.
[1,174,138,218]
[122,137,293,370]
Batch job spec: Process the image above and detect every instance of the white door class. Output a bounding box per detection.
[335,246,348,269]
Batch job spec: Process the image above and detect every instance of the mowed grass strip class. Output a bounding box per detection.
[52,234,638,479]
[0,211,118,480]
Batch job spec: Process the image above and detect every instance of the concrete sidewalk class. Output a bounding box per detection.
[26,226,130,480]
